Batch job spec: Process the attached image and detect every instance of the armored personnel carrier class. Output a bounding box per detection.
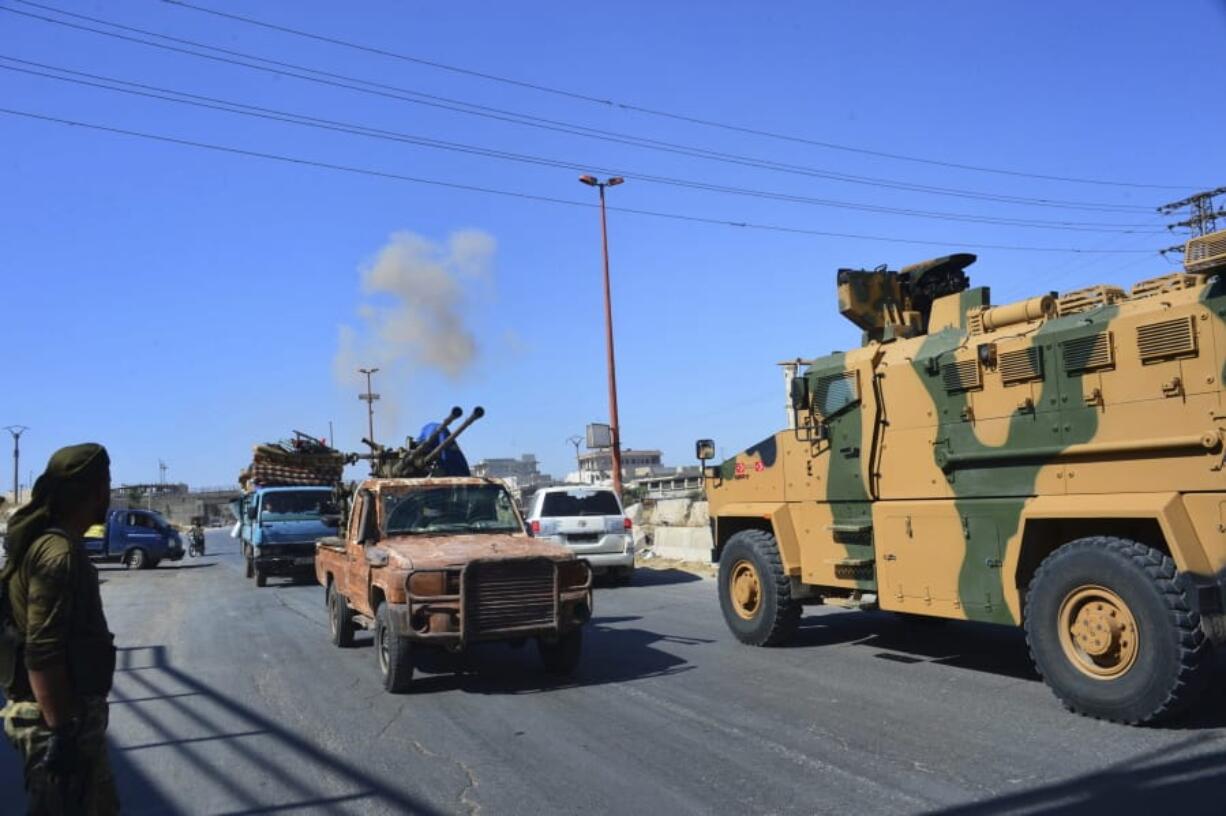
[699,228,1226,724]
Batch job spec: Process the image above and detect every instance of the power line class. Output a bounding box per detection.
[160,0,1195,192]
[0,1,1161,215]
[0,56,1168,235]
[0,106,1162,254]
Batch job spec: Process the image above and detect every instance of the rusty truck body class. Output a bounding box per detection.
[315,475,593,692]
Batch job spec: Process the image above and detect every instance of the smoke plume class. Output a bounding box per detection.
[333,229,496,391]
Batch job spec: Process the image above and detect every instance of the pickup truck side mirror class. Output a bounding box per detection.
[246,505,258,521]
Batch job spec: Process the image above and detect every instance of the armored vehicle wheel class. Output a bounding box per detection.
[718,529,800,646]
[539,628,583,675]
[125,548,148,570]
[376,602,414,693]
[244,550,254,579]
[254,564,267,588]
[1025,537,1210,724]
[328,584,355,648]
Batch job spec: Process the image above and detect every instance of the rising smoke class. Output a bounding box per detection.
[333,228,496,400]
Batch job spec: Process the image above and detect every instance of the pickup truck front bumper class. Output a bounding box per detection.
[400,557,593,646]
[254,545,318,577]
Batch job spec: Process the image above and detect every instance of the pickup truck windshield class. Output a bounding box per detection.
[382,485,521,535]
[261,490,330,522]
[540,490,621,517]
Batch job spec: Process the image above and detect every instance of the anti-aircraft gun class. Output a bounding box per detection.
[358,405,485,479]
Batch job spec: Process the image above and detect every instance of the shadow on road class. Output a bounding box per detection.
[928,735,1226,815]
[624,567,704,587]
[103,645,447,815]
[793,610,1039,682]
[408,614,706,695]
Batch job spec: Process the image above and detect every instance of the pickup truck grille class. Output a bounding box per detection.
[464,558,557,637]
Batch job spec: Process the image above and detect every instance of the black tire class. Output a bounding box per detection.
[148,558,161,570]
[611,566,635,587]
[1025,536,1210,725]
[718,529,800,646]
[376,602,414,693]
[125,548,148,571]
[328,583,355,648]
[538,627,583,675]
[244,549,254,579]
[254,563,267,588]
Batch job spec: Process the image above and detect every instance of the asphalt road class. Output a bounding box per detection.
[5,528,1226,815]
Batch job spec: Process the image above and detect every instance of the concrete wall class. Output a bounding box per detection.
[626,497,712,564]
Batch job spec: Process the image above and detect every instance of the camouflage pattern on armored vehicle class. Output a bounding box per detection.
[699,229,1226,724]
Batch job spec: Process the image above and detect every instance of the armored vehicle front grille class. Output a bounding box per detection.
[942,359,982,392]
[1056,285,1128,316]
[1062,332,1114,373]
[813,371,859,417]
[1137,317,1197,363]
[999,347,1043,385]
[1186,231,1226,274]
[465,559,556,636]
[1130,273,1205,299]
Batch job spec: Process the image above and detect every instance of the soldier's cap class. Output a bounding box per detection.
[1,443,110,578]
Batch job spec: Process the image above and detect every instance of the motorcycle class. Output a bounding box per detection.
[187,526,206,558]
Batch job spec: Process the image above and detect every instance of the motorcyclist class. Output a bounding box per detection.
[187,520,206,557]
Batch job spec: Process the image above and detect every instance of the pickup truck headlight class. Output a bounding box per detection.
[408,570,460,596]
[558,559,591,590]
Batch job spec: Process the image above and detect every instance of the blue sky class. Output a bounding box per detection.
[2,0,1224,489]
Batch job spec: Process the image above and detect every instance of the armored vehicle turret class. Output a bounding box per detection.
[700,229,1226,724]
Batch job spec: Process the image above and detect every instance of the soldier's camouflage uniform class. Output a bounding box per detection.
[2,444,118,815]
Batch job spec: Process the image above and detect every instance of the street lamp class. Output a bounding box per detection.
[577,175,626,496]
[4,426,28,505]
[358,367,381,447]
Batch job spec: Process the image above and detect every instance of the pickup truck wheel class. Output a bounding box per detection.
[125,548,148,570]
[328,584,355,648]
[376,602,414,693]
[254,564,267,588]
[538,628,583,675]
[1025,536,1210,724]
[718,529,800,646]
[244,550,254,579]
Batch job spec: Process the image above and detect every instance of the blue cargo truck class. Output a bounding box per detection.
[84,509,185,569]
[233,485,337,587]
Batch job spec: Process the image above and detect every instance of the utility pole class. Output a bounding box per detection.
[358,367,380,448]
[1158,186,1226,258]
[158,460,168,485]
[5,426,28,505]
[578,174,626,496]
[328,420,335,449]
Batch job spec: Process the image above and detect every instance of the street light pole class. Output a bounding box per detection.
[358,367,381,447]
[579,174,625,497]
[4,426,28,505]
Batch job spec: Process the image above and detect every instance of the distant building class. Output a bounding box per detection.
[575,449,664,485]
[472,454,559,508]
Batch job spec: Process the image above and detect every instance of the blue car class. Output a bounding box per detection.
[84,509,185,570]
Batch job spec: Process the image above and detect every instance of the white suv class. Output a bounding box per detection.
[526,486,634,584]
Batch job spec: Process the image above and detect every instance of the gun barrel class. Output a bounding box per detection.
[418,406,485,469]
[418,406,464,452]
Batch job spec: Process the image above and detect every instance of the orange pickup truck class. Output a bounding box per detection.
[315,475,593,692]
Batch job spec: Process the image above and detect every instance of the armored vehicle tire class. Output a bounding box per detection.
[539,628,583,675]
[1025,536,1210,725]
[328,584,355,648]
[125,548,148,570]
[254,564,267,588]
[376,602,414,693]
[718,529,800,647]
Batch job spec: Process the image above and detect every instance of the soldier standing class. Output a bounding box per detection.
[0,443,119,815]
